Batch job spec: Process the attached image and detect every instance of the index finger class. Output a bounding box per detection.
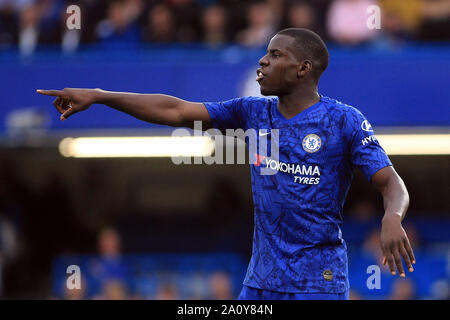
[36,89,64,97]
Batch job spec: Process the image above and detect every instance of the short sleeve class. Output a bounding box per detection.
[344,107,392,182]
[203,97,252,133]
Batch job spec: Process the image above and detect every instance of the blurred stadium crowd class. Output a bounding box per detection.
[1,158,449,300]
[0,0,449,55]
[52,227,245,300]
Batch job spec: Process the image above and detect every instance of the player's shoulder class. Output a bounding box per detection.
[236,95,276,106]
[320,95,363,117]
[229,96,275,119]
[320,96,369,135]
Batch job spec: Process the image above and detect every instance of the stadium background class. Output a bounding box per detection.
[0,0,449,299]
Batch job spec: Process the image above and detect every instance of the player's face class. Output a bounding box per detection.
[256,35,300,96]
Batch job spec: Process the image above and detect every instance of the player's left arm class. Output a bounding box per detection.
[371,166,416,277]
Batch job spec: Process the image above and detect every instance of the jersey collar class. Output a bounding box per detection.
[272,96,323,124]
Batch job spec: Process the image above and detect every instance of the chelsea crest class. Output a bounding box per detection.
[302,134,322,153]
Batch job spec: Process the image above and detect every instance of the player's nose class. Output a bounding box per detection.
[259,55,269,67]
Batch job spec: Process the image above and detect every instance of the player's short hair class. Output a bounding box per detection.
[277,28,329,82]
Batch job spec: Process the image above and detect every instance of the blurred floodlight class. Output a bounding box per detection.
[58,133,450,158]
[59,136,215,158]
[378,134,450,155]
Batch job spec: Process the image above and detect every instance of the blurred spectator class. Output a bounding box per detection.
[417,0,450,41]
[327,0,380,46]
[166,0,202,43]
[389,278,417,300]
[348,199,378,221]
[0,0,447,50]
[67,0,108,44]
[95,0,142,45]
[237,1,277,47]
[61,15,81,53]
[61,275,88,300]
[286,1,316,30]
[349,289,363,300]
[38,1,83,54]
[155,282,179,299]
[430,279,450,300]
[95,279,129,300]
[217,0,248,42]
[18,3,41,55]
[88,227,129,296]
[202,4,228,47]
[305,0,333,40]
[143,4,176,43]
[266,0,285,27]
[98,227,122,259]
[208,271,233,300]
[38,0,66,44]
[378,0,424,45]
[0,0,17,47]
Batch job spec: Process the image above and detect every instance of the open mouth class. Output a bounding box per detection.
[256,69,265,82]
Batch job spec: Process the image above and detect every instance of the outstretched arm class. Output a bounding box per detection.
[36,88,212,129]
[371,166,416,277]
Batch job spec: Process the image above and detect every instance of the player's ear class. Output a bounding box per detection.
[297,60,312,78]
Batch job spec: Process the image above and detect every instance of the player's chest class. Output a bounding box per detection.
[254,121,346,164]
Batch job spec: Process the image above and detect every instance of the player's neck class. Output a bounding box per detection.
[277,87,320,120]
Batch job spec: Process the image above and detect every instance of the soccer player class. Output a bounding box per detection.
[37,28,415,300]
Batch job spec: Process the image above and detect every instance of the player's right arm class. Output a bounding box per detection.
[36,88,213,130]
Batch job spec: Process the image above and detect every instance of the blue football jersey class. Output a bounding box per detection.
[203,95,392,293]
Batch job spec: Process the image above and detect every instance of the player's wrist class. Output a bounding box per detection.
[382,213,402,225]
[91,88,105,104]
